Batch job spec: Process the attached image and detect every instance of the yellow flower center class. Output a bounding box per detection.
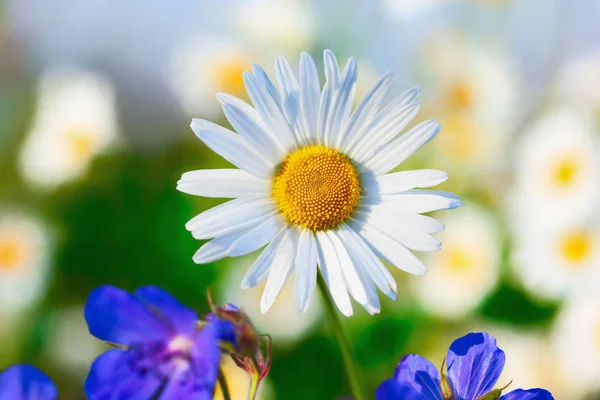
[552,158,579,188]
[214,55,250,96]
[445,248,474,272]
[272,146,361,231]
[0,235,26,271]
[67,129,97,162]
[560,230,592,265]
[448,82,473,109]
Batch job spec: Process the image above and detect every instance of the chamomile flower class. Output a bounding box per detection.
[168,35,256,118]
[552,282,600,395]
[19,67,119,190]
[512,219,600,300]
[411,204,500,318]
[0,210,51,315]
[422,36,520,174]
[178,50,461,316]
[509,108,600,227]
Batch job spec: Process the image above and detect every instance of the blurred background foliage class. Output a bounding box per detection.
[1,0,600,399]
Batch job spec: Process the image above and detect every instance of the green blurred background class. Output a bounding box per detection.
[1,0,600,399]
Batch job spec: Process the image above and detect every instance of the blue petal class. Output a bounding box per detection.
[500,389,554,400]
[446,332,506,400]
[0,365,57,400]
[85,285,170,345]
[187,323,223,396]
[85,349,163,400]
[376,355,443,400]
[134,286,199,337]
[158,368,213,400]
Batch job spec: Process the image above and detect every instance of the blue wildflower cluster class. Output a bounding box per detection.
[0,285,269,400]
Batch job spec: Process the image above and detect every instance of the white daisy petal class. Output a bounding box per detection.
[325,230,369,306]
[241,228,287,289]
[349,218,427,275]
[363,189,462,213]
[339,71,393,151]
[354,210,442,251]
[229,215,285,257]
[337,224,397,300]
[192,231,244,264]
[186,197,277,240]
[177,169,271,198]
[221,102,286,162]
[294,229,318,312]
[345,86,420,153]
[191,119,273,178]
[326,57,358,148]
[299,53,321,143]
[316,230,353,317]
[275,57,307,145]
[357,206,445,234]
[216,93,261,123]
[243,68,297,151]
[365,119,440,175]
[362,170,448,194]
[317,49,341,145]
[260,227,298,313]
[351,102,420,163]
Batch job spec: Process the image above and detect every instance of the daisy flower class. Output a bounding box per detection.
[509,107,600,227]
[511,218,600,300]
[168,35,256,118]
[0,365,57,400]
[178,50,461,316]
[412,204,500,318]
[0,210,51,315]
[19,67,119,190]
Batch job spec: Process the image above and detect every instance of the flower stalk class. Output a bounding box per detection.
[317,273,368,400]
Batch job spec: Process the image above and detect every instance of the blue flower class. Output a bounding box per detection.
[376,332,554,400]
[84,285,235,400]
[0,364,57,400]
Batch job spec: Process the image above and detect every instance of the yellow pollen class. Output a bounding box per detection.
[272,146,361,231]
[215,56,249,96]
[0,235,26,271]
[552,158,578,188]
[560,230,592,265]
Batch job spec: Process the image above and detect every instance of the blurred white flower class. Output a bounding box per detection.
[19,67,119,190]
[214,357,271,400]
[509,107,600,227]
[222,257,322,344]
[412,204,500,318]
[552,282,600,395]
[512,218,600,300]
[0,210,51,315]
[168,35,257,118]
[493,328,567,398]
[423,36,521,174]
[233,0,315,54]
[555,51,600,112]
[45,306,107,376]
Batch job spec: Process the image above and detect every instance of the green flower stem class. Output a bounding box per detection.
[248,374,261,400]
[218,368,232,400]
[317,273,368,400]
